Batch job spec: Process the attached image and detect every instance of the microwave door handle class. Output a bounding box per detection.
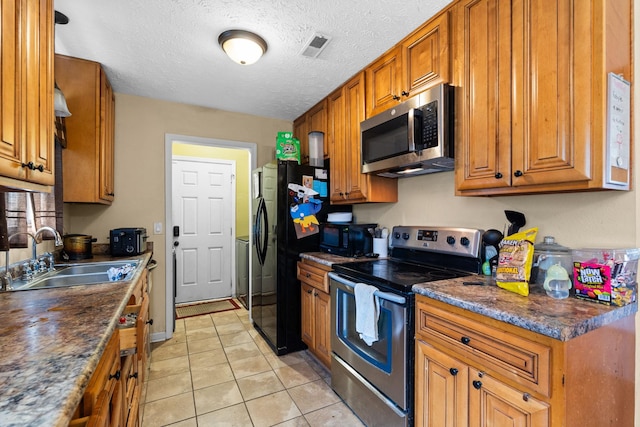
[408,108,417,151]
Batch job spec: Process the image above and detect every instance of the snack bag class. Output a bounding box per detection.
[496,227,538,296]
[276,132,301,163]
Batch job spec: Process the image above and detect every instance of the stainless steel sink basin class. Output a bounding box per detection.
[54,261,140,276]
[24,273,114,289]
[10,260,141,291]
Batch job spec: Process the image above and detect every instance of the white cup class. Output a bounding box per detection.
[373,237,388,258]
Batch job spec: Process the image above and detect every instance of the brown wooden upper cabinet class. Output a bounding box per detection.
[0,0,55,190]
[293,99,328,164]
[365,11,451,118]
[55,54,115,204]
[454,0,632,196]
[328,72,397,204]
[293,114,308,164]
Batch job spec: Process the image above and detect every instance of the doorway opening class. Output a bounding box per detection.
[164,134,257,339]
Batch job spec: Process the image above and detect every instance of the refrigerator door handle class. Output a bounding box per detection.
[254,198,265,265]
[259,199,269,264]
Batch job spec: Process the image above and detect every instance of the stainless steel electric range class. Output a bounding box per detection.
[328,225,483,427]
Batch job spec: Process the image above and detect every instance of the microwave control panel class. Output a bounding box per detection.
[417,100,438,150]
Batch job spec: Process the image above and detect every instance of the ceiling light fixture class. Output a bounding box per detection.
[218,30,268,65]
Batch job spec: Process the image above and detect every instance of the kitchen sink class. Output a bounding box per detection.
[53,261,140,276]
[9,260,140,291]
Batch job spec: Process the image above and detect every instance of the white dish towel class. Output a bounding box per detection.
[355,282,380,346]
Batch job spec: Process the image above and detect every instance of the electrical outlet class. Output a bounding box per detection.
[154,222,163,234]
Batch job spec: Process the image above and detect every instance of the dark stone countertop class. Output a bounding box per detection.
[0,252,152,427]
[300,251,382,266]
[413,275,637,341]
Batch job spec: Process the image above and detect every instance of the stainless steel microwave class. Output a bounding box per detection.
[360,83,454,178]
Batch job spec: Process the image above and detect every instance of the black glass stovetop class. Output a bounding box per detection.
[332,258,470,293]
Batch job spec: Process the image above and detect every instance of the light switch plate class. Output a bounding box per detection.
[154,222,163,234]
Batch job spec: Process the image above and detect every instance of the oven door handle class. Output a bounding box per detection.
[328,272,406,305]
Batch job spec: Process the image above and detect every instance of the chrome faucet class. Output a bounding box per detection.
[1,228,63,290]
[2,232,36,291]
[34,226,64,252]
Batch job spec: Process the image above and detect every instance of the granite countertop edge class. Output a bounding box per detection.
[0,252,152,427]
[300,251,381,266]
[413,277,638,341]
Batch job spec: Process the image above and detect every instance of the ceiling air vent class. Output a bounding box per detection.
[300,33,331,58]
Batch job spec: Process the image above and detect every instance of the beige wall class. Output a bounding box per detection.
[66,94,291,343]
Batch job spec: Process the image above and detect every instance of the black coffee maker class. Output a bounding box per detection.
[482,229,503,272]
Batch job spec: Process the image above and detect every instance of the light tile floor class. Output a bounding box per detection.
[141,305,366,427]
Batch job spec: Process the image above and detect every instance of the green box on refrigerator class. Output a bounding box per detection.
[276,132,300,163]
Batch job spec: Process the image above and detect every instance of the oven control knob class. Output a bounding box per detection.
[460,237,470,246]
[446,236,456,245]
[394,232,401,239]
[402,233,410,240]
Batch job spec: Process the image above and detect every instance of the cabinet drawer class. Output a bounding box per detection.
[83,332,120,416]
[416,300,551,397]
[119,296,149,353]
[121,354,140,427]
[297,261,329,293]
[127,274,145,306]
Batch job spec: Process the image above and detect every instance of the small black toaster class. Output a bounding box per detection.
[110,228,148,256]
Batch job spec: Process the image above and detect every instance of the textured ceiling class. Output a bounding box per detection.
[53,0,453,121]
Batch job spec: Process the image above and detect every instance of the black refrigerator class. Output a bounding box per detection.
[251,159,349,355]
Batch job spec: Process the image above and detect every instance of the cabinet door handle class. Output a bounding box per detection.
[401,91,410,97]
[129,372,138,379]
[522,393,530,402]
[109,370,121,381]
[146,318,154,325]
[460,336,471,345]
[306,289,312,294]
[495,172,503,179]
[514,170,523,177]
[392,95,401,101]
[472,380,482,390]
[449,368,458,376]
[313,291,318,297]
[21,162,34,170]
[305,273,311,278]
[107,192,115,196]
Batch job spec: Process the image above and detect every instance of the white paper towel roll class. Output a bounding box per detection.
[373,237,388,258]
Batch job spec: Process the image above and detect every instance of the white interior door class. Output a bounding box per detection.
[172,157,235,304]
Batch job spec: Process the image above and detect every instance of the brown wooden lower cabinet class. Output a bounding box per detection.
[297,259,332,367]
[415,295,635,426]
[72,332,123,427]
[69,271,151,427]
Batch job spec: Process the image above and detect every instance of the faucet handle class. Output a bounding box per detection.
[45,253,55,271]
[22,263,33,280]
[1,272,12,291]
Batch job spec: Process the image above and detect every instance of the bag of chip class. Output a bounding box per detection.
[496,227,538,296]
